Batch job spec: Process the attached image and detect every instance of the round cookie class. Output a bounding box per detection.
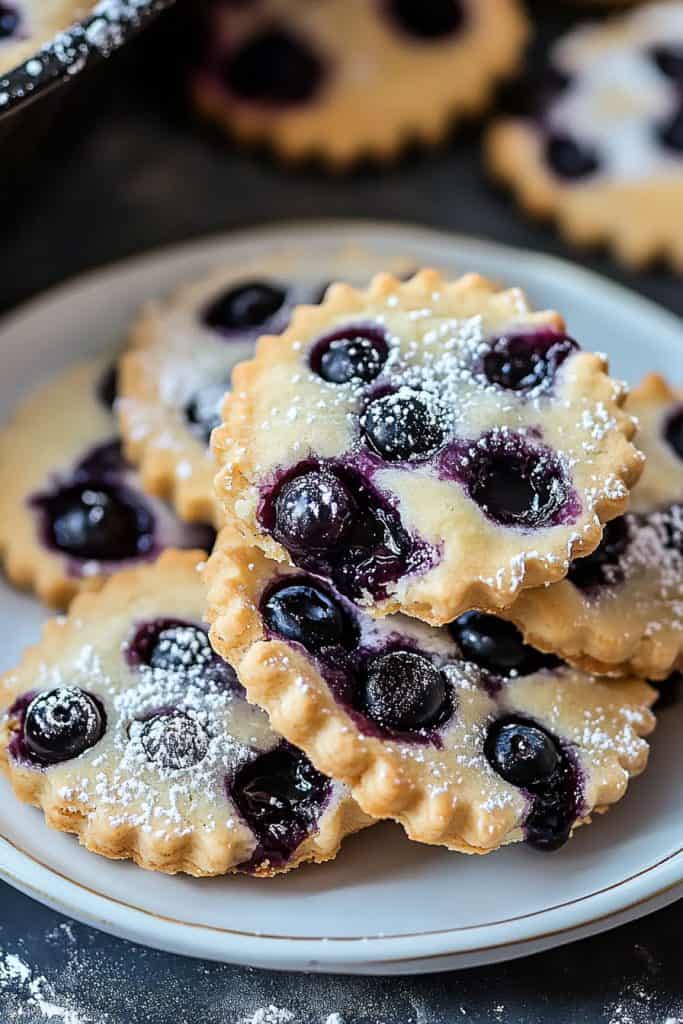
[192,0,529,167]
[213,269,642,625]
[118,251,416,525]
[502,374,683,680]
[0,357,215,609]
[486,2,683,271]
[206,529,656,855]
[0,549,371,876]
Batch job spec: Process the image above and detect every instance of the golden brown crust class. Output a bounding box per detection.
[206,529,656,854]
[213,269,642,625]
[192,0,529,168]
[0,550,371,876]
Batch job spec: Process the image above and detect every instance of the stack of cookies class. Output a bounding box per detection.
[1,264,679,878]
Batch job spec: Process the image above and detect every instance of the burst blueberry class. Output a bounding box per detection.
[545,132,600,180]
[24,687,105,764]
[481,331,577,393]
[362,390,446,462]
[40,482,155,562]
[388,0,464,39]
[450,612,560,677]
[568,516,629,590]
[361,651,452,733]
[127,618,240,690]
[204,280,287,333]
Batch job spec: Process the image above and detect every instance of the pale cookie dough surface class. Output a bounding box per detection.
[192,0,529,166]
[118,250,418,525]
[0,357,214,609]
[213,270,642,625]
[486,2,683,270]
[0,550,370,877]
[206,530,656,855]
[504,374,683,680]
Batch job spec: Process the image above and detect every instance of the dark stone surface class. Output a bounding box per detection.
[0,2,680,1021]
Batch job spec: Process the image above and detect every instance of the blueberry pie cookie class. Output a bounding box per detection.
[118,252,416,525]
[0,549,370,876]
[206,530,655,853]
[0,358,215,609]
[504,374,683,681]
[0,1,86,76]
[192,0,529,167]
[487,2,683,270]
[213,270,642,625]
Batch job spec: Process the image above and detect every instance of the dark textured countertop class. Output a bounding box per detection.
[0,3,680,1021]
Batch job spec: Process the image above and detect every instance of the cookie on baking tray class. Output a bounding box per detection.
[212,269,642,626]
[192,0,529,167]
[118,251,416,525]
[502,374,683,681]
[205,529,656,855]
[486,2,683,270]
[0,358,215,609]
[0,549,371,876]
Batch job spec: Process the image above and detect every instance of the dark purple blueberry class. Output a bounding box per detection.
[361,651,452,733]
[657,106,683,152]
[74,440,129,478]
[139,710,209,769]
[651,44,683,83]
[664,408,683,461]
[262,579,355,651]
[184,381,226,444]
[273,470,355,553]
[223,27,324,106]
[310,324,389,385]
[127,618,240,690]
[362,391,446,462]
[485,716,577,851]
[204,280,287,333]
[260,460,426,602]
[485,717,561,788]
[480,330,578,393]
[0,3,20,38]
[462,434,571,529]
[231,743,331,869]
[38,482,155,562]
[568,516,629,590]
[387,0,464,39]
[545,132,600,180]
[24,688,105,764]
[449,612,560,678]
[97,363,119,411]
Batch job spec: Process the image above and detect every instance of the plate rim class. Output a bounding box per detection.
[0,220,681,973]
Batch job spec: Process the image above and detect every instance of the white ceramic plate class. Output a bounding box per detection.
[0,222,681,975]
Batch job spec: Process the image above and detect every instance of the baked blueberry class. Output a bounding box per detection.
[658,105,683,153]
[388,0,464,39]
[24,687,105,764]
[273,470,355,552]
[361,651,452,733]
[222,27,324,106]
[262,579,355,651]
[38,482,155,562]
[362,390,446,462]
[450,612,560,677]
[0,3,20,38]
[204,280,287,333]
[545,132,600,180]
[139,710,209,770]
[461,434,571,529]
[231,743,331,867]
[480,330,577,393]
[664,408,683,461]
[651,44,683,83]
[184,381,226,444]
[568,516,629,590]
[127,618,240,690]
[74,440,129,478]
[97,363,119,411]
[485,717,561,787]
[310,324,389,385]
